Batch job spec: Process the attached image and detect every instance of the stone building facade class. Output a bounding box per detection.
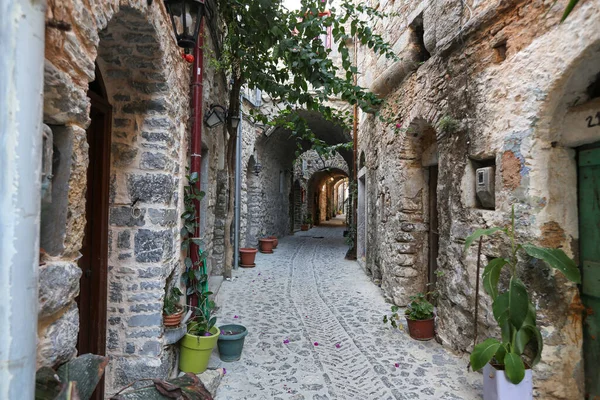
[355,0,600,398]
[39,0,226,395]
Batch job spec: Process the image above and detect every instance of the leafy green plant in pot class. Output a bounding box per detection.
[179,171,219,374]
[163,287,184,327]
[384,293,435,340]
[465,207,581,399]
[301,216,312,231]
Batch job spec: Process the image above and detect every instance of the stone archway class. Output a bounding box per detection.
[40,1,190,395]
[532,39,600,398]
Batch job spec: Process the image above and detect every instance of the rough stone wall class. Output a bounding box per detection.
[357,0,600,398]
[40,0,225,394]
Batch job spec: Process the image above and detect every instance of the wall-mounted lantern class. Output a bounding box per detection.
[164,0,205,51]
[230,115,241,129]
[204,104,227,128]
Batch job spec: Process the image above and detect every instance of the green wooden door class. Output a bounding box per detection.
[579,145,600,399]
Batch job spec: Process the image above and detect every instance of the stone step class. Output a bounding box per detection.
[208,275,223,302]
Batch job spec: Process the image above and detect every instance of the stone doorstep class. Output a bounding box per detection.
[208,275,224,302]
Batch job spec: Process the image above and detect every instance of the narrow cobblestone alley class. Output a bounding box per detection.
[211,218,481,399]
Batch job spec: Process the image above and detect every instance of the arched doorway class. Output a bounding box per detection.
[78,65,111,400]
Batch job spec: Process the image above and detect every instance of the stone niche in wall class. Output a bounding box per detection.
[40,124,78,256]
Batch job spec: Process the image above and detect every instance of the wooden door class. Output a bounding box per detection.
[77,72,111,400]
[578,144,600,399]
[428,166,439,287]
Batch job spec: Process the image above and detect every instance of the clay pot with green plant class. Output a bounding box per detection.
[384,293,435,341]
[163,287,184,327]
[464,206,581,400]
[301,216,312,231]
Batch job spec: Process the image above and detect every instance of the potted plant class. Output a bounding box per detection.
[268,235,278,248]
[383,293,435,340]
[239,247,258,267]
[258,237,275,253]
[179,170,219,374]
[301,216,312,231]
[179,299,219,374]
[217,324,249,362]
[163,287,184,327]
[464,207,581,399]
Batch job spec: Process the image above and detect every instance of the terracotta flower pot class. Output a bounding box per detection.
[258,238,275,254]
[301,224,309,231]
[268,236,278,248]
[239,248,258,267]
[163,308,184,327]
[405,317,435,341]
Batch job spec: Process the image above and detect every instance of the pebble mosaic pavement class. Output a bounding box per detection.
[210,217,482,399]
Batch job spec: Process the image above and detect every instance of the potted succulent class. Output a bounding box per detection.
[239,247,258,267]
[464,207,581,399]
[383,293,435,340]
[163,287,184,327]
[217,324,249,362]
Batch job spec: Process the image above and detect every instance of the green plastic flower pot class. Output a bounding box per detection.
[217,324,248,362]
[179,326,220,374]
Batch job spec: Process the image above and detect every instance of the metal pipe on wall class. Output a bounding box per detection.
[189,19,205,307]
[233,93,243,270]
[0,0,46,398]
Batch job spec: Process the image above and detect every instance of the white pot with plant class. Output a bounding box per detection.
[464,207,581,400]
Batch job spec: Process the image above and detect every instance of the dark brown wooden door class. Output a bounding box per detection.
[77,72,111,400]
[428,166,439,287]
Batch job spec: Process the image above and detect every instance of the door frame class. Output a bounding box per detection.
[577,141,600,399]
[78,67,111,400]
[428,166,439,287]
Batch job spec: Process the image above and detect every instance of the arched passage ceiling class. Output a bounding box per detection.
[258,110,353,171]
[307,167,349,191]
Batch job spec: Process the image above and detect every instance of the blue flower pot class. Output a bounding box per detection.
[217,324,248,362]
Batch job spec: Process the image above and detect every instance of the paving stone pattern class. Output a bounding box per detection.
[211,219,481,399]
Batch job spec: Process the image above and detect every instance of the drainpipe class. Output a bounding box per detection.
[0,0,46,398]
[189,19,204,308]
[233,92,242,270]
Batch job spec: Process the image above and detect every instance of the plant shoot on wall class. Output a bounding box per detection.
[464,207,580,387]
[180,170,215,332]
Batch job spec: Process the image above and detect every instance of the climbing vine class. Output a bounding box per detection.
[180,170,215,333]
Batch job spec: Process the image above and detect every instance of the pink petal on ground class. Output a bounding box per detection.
[234,315,239,319]
[283,339,290,344]
[335,343,341,349]
[313,342,319,346]
[395,363,400,368]
[223,368,227,375]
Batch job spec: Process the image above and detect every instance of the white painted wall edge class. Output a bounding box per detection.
[0,0,47,398]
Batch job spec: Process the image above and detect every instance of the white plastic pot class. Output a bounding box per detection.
[483,363,533,400]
